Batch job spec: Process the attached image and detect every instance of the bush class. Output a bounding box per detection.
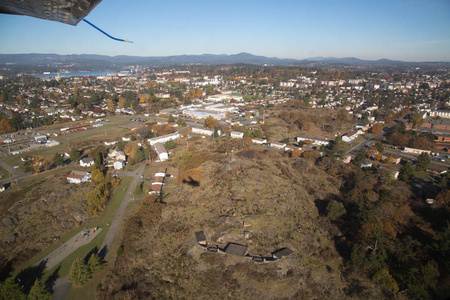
[326,201,346,220]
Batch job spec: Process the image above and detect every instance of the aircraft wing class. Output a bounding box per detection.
[0,0,103,25]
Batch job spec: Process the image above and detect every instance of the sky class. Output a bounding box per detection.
[0,0,450,62]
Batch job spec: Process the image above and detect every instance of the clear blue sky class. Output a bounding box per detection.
[1,0,449,61]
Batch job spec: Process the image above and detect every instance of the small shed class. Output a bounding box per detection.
[195,231,207,246]
[223,242,248,257]
[272,247,294,260]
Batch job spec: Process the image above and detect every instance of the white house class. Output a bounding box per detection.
[230,131,244,139]
[148,132,181,146]
[67,171,91,184]
[192,127,215,136]
[113,161,125,170]
[155,167,167,177]
[295,136,330,147]
[154,142,168,161]
[79,157,94,167]
[108,149,126,162]
[152,176,165,185]
[252,138,267,145]
[342,130,359,143]
[270,142,286,149]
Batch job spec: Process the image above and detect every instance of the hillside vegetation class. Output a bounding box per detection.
[98,150,368,299]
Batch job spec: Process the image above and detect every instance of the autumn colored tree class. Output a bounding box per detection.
[0,119,15,134]
[291,148,302,158]
[370,123,383,134]
[205,116,218,129]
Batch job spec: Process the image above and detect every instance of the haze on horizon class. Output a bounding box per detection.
[0,0,449,62]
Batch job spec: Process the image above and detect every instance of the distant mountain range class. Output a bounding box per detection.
[0,53,449,72]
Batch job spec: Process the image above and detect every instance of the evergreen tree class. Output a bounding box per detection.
[0,277,26,300]
[416,152,431,171]
[168,114,175,123]
[68,257,90,286]
[399,161,414,183]
[69,148,81,162]
[87,254,102,274]
[52,153,64,166]
[28,279,51,300]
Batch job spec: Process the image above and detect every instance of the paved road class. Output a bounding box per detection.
[0,157,32,184]
[52,161,146,300]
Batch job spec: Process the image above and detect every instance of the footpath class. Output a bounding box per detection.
[52,161,146,300]
[38,228,102,271]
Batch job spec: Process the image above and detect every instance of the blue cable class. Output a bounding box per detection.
[83,19,133,43]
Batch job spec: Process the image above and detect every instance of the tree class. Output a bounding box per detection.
[329,136,349,158]
[164,140,177,150]
[69,257,90,286]
[53,153,64,166]
[374,141,384,154]
[91,168,105,184]
[87,254,102,274]
[69,148,81,162]
[416,152,431,170]
[107,99,115,111]
[0,119,15,134]
[205,116,218,129]
[0,277,26,300]
[410,112,425,128]
[133,147,145,163]
[353,148,367,166]
[28,278,51,300]
[326,200,346,220]
[370,123,383,134]
[167,114,175,123]
[399,161,414,183]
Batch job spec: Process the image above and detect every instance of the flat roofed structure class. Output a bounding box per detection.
[223,242,248,257]
[272,247,294,259]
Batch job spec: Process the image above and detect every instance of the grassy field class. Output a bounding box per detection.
[13,176,134,280]
[0,164,11,180]
[66,186,144,299]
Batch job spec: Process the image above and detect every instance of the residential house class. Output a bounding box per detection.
[230,131,244,139]
[149,184,162,195]
[113,161,125,170]
[295,136,330,147]
[67,171,91,184]
[342,130,359,143]
[154,142,168,161]
[270,142,286,149]
[155,167,167,177]
[192,127,214,136]
[284,145,301,153]
[148,132,181,146]
[252,138,267,145]
[79,157,94,167]
[152,176,165,185]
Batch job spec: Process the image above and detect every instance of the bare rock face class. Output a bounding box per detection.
[2,215,18,227]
